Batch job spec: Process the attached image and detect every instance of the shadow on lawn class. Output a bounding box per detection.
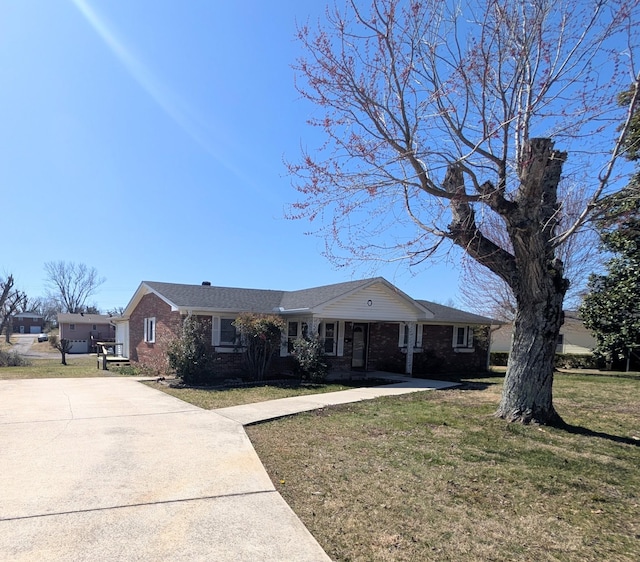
[560,423,640,447]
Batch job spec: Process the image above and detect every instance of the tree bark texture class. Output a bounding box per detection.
[448,138,569,424]
[497,139,569,424]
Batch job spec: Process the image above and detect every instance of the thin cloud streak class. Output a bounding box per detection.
[69,0,260,190]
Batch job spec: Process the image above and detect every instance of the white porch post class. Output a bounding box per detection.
[405,322,416,375]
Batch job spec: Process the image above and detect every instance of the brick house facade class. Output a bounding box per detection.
[114,278,497,378]
[11,312,45,334]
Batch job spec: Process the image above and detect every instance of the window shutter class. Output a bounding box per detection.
[416,324,423,347]
[143,318,148,342]
[212,316,220,346]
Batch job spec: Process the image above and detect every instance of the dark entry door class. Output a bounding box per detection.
[351,323,368,369]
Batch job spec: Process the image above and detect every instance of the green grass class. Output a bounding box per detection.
[245,372,640,562]
[145,379,387,409]
[0,356,120,378]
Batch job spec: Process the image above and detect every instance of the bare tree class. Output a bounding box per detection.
[289,0,640,424]
[44,261,105,314]
[49,335,72,366]
[0,275,27,343]
[459,187,602,320]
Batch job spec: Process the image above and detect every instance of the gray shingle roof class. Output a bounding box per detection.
[416,300,499,325]
[140,279,496,325]
[57,313,114,324]
[143,281,285,313]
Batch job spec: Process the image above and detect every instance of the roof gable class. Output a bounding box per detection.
[122,278,490,324]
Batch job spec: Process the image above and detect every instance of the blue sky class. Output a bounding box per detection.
[1,0,477,311]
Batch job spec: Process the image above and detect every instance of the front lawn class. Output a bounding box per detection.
[145,378,389,409]
[246,372,640,561]
[0,356,115,379]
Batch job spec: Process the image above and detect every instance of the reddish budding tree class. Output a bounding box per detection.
[289,0,640,424]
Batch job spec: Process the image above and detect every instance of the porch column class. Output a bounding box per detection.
[405,322,416,375]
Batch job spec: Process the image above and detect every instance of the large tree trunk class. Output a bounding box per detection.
[497,282,566,425]
[496,139,569,425]
[447,139,570,425]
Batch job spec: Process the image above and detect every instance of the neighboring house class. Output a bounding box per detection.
[11,312,45,334]
[58,313,117,354]
[113,278,498,377]
[491,311,596,355]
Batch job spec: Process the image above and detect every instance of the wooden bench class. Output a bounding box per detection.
[96,342,130,371]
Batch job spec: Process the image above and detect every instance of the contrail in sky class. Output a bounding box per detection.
[69,0,257,188]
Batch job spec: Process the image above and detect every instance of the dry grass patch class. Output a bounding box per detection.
[247,373,639,562]
[0,356,118,379]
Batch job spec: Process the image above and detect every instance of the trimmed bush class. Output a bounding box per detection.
[490,352,600,370]
[490,352,509,366]
[233,314,286,381]
[167,316,217,385]
[291,336,329,382]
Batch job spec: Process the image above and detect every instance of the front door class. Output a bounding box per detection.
[351,323,368,369]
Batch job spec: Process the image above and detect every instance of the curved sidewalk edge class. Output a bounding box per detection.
[214,376,460,426]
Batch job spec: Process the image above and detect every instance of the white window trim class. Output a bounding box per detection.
[212,316,240,349]
[452,325,474,351]
[398,323,423,349]
[319,321,338,356]
[281,319,310,356]
[144,317,156,343]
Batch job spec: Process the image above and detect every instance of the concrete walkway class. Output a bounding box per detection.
[0,375,457,561]
[214,375,458,425]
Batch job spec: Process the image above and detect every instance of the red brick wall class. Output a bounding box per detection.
[129,293,182,373]
[419,325,489,373]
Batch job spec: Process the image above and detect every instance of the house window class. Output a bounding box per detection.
[319,322,336,355]
[144,317,156,343]
[287,321,308,353]
[453,326,473,348]
[398,324,423,348]
[220,318,237,346]
[92,324,97,331]
[69,324,75,331]
[556,334,564,353]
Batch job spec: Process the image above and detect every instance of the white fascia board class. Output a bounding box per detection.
[122,282,180,316]
[313,278,435,320]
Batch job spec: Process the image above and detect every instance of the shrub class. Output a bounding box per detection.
[554,353,601,370]
[233,313,286,381]
[291,336,329,382]
[490,352,509,366]
[490,352,600,370]
[167,316,217,385]
[0,349,31,367]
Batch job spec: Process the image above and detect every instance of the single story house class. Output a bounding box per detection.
[58,313,117,354]
[490,311,596,355]
[11,312,45,334]
[113,278,498,377]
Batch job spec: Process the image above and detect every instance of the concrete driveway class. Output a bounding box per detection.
[0,378,330,561]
